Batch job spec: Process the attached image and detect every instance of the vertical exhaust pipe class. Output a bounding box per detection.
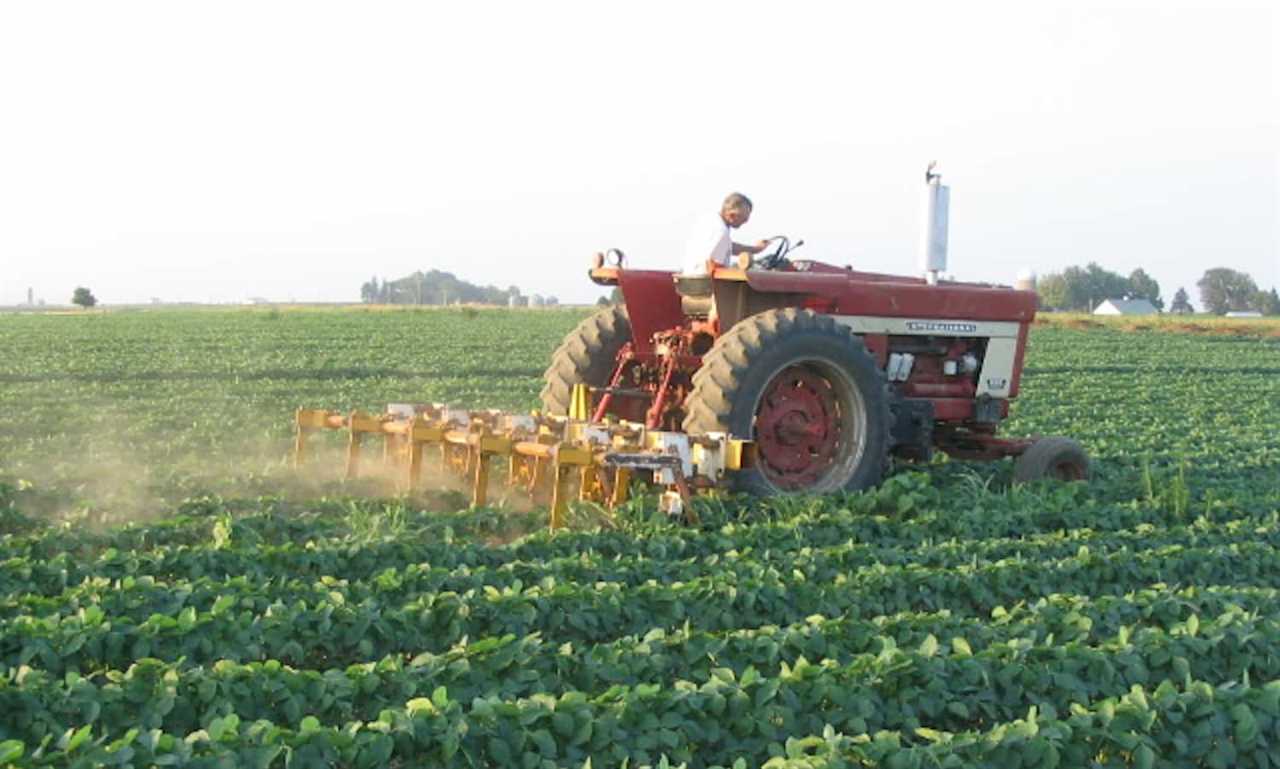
[919,161,950,285]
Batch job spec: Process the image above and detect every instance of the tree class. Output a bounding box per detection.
[71,287,97,308]
[360,276,379,303]
[1127,268,1163,311]
[1036,266,1098,311]
[1055,265,1095,311]
[1084,263,1131,309]
[1197,268,1258,315]
[1252,287,1280,316]
[1169,287,1194,314]
[1036,272,1068,310]
[1036,262,1130,311]
[366,269,525,306]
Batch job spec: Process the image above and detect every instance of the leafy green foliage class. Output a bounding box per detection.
[1170,286,1194,314]
[70,287,97,309]
[1198,267,1260,315]
[361,269,525,305]
[1037,262,1153,311]
[0,308,1277,767]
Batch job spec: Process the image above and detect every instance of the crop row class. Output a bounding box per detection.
[4,509,1274,630]
[763,678,1278,769]
[3,586,1274,743]
[3,482,1250,596]
[4,670,1275,769]
[4,539,1278,676]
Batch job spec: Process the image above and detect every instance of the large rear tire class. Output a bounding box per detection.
[540,305,632,415]
[683,308,892,495]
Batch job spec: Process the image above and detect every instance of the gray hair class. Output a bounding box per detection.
[722,192,753,212]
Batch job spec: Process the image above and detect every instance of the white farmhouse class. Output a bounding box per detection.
[1094,298,1158,316]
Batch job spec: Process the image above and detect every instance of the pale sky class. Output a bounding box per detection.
[1,1,1276,307]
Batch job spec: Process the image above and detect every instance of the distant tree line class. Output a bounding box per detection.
[1196,268,1280,316]
[1037,264,1165,312]
[360,271,529,306]
[1038,263,1279,316]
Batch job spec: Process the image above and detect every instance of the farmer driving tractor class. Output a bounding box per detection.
[682,192,770,276]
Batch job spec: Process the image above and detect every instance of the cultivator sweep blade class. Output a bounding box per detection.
[294,387,749,529]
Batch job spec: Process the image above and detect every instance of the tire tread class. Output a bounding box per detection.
[540,306,632,414]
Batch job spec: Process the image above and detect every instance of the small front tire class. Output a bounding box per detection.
[1013,437,1089,483]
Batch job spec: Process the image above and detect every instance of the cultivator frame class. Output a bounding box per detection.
[293,386,749,529]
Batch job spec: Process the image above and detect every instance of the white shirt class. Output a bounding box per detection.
[682,213,732,274]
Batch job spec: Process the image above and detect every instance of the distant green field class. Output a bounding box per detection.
[1,307,1278,767]
[0,307,577,521]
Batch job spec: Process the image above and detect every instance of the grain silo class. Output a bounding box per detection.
[1015,269,1036,293]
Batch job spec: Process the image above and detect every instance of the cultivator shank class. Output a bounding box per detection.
[293,387,748,529]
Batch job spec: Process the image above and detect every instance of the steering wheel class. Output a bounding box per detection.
[756,236,804,270]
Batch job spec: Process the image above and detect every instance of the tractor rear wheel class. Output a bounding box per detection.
[540,305,632,415]
[1013,437,1089,483]
[683,308,892,495]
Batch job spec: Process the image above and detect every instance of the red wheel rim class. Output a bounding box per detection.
[753,365,854,490]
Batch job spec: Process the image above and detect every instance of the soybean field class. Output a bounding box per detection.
[1,307,1278,768]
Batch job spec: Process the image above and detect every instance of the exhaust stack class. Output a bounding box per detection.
[918,162,950,285]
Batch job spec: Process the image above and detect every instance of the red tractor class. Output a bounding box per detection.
[296,170,1088,513]
[542,238,1088,496]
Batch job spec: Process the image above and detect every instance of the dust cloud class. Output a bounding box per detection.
[3,416,543,530]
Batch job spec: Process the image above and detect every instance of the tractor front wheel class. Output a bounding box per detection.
[1013,437,1090,483]
[683,308,892,495]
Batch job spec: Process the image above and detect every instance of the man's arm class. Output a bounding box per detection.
[731,239,771,256]
[709,241,766,273]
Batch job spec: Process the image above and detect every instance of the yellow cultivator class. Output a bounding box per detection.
[294,386,749,529]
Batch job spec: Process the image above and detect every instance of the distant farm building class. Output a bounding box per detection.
[1014,269,1036,293]
[1094,298,1158,316]
[1225,311,1263,318]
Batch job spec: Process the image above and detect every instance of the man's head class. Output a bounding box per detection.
[720,192,753,228]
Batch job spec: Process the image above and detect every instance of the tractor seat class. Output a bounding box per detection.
[673,274,713,317]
